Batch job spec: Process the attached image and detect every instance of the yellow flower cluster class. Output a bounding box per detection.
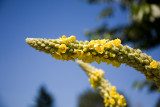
[104,86,126,107]
[89,70,104,90]
[77,60,127,107]
[25,35,160,88]
[88,39,121,54]
[59,35,76,43]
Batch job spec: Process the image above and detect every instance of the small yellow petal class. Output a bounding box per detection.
[150,60,158,68]
[58,44,67,53]
[109,99,115,105]
[113,39,121,47]
[62,35,67,39]
[94,45,104,54]
[104,42,112,49]
[111,86,116,91]
[69,35,76,41]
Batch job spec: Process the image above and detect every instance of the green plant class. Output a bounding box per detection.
[26,35,160,106]
[77,60,126,107]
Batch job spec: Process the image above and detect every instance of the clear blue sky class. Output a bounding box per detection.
[0,0,160,107]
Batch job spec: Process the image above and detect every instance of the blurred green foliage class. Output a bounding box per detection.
[33,86,54,107]
[78,90,104,107]
[156,98,160,107]
[133,80,158,92]
[78,90,130,107]
[84,0,160,49]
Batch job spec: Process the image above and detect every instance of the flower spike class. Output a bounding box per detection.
[26,35,160,88]
[77,60,127,107]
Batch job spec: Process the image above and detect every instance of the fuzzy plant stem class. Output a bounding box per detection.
[25,35,160,88]
[77,60,127,107]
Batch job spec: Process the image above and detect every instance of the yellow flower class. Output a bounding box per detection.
[83,48,88,52]
[60,35,68,42]
[118,99,123,105]
[90,40,95,43]
[89,76,98,90]
[104,99,109,107]
[58,44,67,53]
[62,35,67,39]
[86,52,91,56]
[111,86,116,91]
[101,39,107,44]
[91,84,97,90]
[94,39,107,45]
[89,77,94,84]
[90,75,98,82]
[104,41,112,49]
[119,95,124,99]
[76,50,84,57]
[104,93,109,98]
[113,39,121,47]
[103,55,108,58]
[124,103,127,106]
[110,53,116,58]
[109,99,115,105]
[69,35,76,41]
[88,41,95,49]
[110,91,116,97]
[94,45,104,54]
[150,60,158,68]
[105,102,109,107]
[94,71,100,77]
[99,69,104,77]
[95,40,101,44]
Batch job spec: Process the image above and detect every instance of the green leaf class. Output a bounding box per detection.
[98,7,114,19]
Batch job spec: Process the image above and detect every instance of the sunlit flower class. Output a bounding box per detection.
[69,35,76,42]
[104,41,112,49]
[58,44,67,53]
[110,91,116,97]
[150,60,157,68]
[104,99,109,107]
[88,40,95,49]
[75,50,84,57]
[94,71,100,77]
[60,35,68,42]
[113,38,121,47]
[94,45,104,54]
[111,86,116,91]
[109,99,115,105]
[62,35,67,39]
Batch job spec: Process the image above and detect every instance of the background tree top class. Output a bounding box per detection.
[84,0,160,49]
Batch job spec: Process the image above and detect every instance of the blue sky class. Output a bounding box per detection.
[0,0,160,107]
